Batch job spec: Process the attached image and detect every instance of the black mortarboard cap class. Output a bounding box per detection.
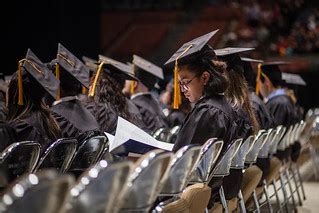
[19,49,60,103]
[133,55,163,89]
[215,47,255,71]
[241,57,264,89]
[261,61,289,85]
[57,43,90,88]
[82,56,98,72]
[164,30,219,66]
[98,55,138,81]
[281,73,306,86]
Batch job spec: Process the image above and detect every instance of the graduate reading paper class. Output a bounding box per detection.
[109,117,173,153]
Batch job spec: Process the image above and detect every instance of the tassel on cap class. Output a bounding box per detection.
[89,61,104,97]
[82,86,87,94]
[55,63,61,100]
[173,45,193,109]
[130,64,135,94]
[255,63,261,96]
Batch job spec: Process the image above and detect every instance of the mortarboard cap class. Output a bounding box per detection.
[241,57,264,91]
[17,49,60,105]
[281,73,306,86]
[98,55,138,81]
[56,43,90,89]
[260,61,289,83]
[164,30,219,66]
[215,47,255,71]
[132,55,163,90]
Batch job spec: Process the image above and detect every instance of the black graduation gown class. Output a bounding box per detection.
[223,107,253,200]
[267,94,297,162]
[167,110,186,128]
[266,94,297,127]
[250,92,274,130]
[173,94,238,152]
[51,98,101,143]
[85,102,118,135]
[126,98,148,132]
[0,101,6,121]
[8,113,58,151]
[0,121,17,152]
[131,93,168,134]
[173,95,238,208]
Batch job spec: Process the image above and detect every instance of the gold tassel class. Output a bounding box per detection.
[173,44,193,109]
[82,86,87,94]
[89,61,104,97]
[17,61,23,105]
[55,63,60,100]
[130,64,135,94]
[255,63,261,96]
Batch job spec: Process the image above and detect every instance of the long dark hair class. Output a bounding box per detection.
[225,65,260,134]
[178,45,229,96]
[88,70,131,120]
[6,72,61,140]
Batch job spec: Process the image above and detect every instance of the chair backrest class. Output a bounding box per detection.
[0,170,74,213]
[0,141,41,187]
[68,135,107,173]
[258,128,276,158]
[153,128,166,140]
[231,135,255,169]
[166,126,181,144]
[34,138,77,173]
[188,139,223,184]
[160,145,202,195]
[118,149,172,212]
[269,125,285,155]
[277,126,293,151]
[66,160,132,213]
[210,138,242,178]
[245,131,268,164]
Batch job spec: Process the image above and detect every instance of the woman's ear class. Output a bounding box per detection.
[202,71,211,86]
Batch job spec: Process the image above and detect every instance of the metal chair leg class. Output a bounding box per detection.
[279,172,289,213]
[252,190,260,213]
[272,179,281,212]
[291,165,303,206]
[219,186,229,213]
[296,164,306,200]
[238,190,246,213]
[285,168,297,210]
[262,179,273,213]
[309,144,319,180]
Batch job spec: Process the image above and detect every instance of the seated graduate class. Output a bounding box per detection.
[0,121,17,152]
[257,62,298,127]
[122,55,168,134]
[86,55,143,134]
[242,57,274,130]
[164,31,239,209]
[6,49,61,151]
[48,43,101,143]
[215,47,260,200]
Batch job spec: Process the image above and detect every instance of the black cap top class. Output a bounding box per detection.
[22,49,60,99]
[164,30,219,66]
[57,43,90,88]
[82,56,98,72]
[260,61,290,85]
[216,47,255,70]
[281,73,306,86]
[98,55,138,81]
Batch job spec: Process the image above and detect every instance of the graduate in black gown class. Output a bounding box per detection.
[6,49,61,151]
[258,61,298,161]
[241,57,275,184]
[164,30,238,209]
[242,58,274,130]
[48,43,100,143]
[215,48,260,200]
[122,55,168,134]
[86,55,144,134]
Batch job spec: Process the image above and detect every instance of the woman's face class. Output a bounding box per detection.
[178,67,208,103]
